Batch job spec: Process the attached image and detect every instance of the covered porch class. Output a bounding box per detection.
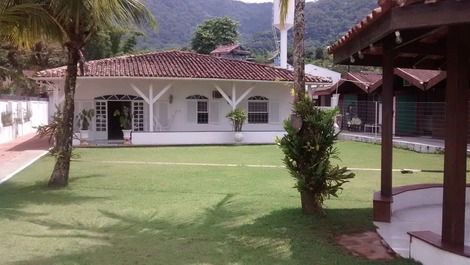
[329,0,470,264]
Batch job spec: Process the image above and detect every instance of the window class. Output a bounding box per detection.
[248,96,269,124]
[186,95,209,124]
[197,101,208,124]
[133,101,144,131]
[95,101,107,132]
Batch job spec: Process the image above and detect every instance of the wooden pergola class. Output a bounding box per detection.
[329,0,469,250]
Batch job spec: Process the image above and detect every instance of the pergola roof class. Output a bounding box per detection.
[314,68,445,95]
[328,0,470,69]
[34,51,329,84]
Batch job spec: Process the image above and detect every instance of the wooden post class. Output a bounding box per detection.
[441,25,469,246]
[374,47,394,222]
[381,48,394,198]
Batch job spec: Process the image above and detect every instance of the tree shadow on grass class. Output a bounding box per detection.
[0,175,108,221]
[10,195,418,265]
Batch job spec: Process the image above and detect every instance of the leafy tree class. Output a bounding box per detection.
[314,47,325,60]
[191,17,239,54]
[38,0,156,188]
[84,29,144,60]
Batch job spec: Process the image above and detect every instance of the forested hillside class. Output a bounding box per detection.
[140,0,377,51]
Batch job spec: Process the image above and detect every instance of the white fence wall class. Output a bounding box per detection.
[0,98,49,144]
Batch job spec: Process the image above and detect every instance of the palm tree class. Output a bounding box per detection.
[280,0,305,102]
[41,0,156,187]
[0,1,60,48]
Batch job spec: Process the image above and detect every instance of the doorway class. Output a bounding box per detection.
[107,101,131,140]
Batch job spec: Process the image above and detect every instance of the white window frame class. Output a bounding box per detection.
[247,96,269,124]
[186,95,209,125]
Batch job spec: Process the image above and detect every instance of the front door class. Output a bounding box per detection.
[108,101,131,140]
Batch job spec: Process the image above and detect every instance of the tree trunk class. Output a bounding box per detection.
[48,46,80,188]
[300,190,324,215]
[293,0,305,101]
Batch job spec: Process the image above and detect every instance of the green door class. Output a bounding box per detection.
[396,94,417,135]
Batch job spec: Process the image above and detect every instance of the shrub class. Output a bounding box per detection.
[226,108,247,132]
[276,96,354,215]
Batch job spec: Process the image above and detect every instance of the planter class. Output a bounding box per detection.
[80,129,89,145]
[234,132,244,143]
[300,190,321,215]
[122,129,132,144]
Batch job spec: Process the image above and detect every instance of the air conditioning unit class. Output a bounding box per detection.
[212,90,223,99]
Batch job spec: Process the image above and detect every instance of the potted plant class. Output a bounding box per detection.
[276,96,355,215]
[113,106,132,144]
[226,108,247,143]
[76,109,95,145]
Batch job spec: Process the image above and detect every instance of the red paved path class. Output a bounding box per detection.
[0,133,50,183]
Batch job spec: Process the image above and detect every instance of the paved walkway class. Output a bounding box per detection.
[0,133,50,184]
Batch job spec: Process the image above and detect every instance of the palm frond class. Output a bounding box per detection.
[279,0,290,27]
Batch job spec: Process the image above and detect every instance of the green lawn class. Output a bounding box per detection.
[1,141,467,265]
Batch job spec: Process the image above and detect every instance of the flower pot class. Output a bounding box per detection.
[80,129,89,145]
[122,129,132,144]
[300,190,321,215]
[234,132,243,143]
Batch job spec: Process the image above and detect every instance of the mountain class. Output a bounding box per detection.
[140,0,378,51]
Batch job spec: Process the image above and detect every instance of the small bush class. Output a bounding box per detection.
[276,96,354,215]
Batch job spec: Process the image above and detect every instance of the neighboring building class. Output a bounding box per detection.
[34,51,329,145]
[314,69,452,139]
[305,64,340,85]
[210,44,251,60]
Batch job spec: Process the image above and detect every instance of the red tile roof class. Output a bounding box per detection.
[328,0,444,54]
[34,51,328,83]
[395,68,446,90]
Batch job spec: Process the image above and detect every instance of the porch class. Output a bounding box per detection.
[374,185,470,262]
[73,130,286,146]
[339,131,470,154]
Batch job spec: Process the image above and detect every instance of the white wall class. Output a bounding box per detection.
[71,78,293,141]
[0,99,49,144]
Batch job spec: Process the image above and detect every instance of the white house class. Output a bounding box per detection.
[34,51,330,145]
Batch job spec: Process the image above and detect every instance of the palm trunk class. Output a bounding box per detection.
[293,0,305,101]
[48,46,80,188]
[291,0,306,131]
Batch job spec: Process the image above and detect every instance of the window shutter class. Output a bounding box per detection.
[186,101,197,123]
[269,102,280,123]
[209,101,219,123]
[158,102,169,127]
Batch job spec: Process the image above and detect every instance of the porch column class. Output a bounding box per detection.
[131,84,172,132]
[374,47,394,222]
[441,25,469,246]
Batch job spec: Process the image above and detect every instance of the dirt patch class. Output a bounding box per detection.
[335,231,396,260]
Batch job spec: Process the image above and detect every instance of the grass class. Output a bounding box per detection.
[1,141,468,265]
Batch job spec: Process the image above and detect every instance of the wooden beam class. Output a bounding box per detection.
[441,25,469,247]
[234,86,254,107]
[381,47,394,199]
[214,84,234,108]
[131,84,150,103]
[151,84,172,104]
[332,0,470,65]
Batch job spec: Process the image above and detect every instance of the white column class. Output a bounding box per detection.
[149,86,154,132]
[231,84,237,110]
[280,30,288,69]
